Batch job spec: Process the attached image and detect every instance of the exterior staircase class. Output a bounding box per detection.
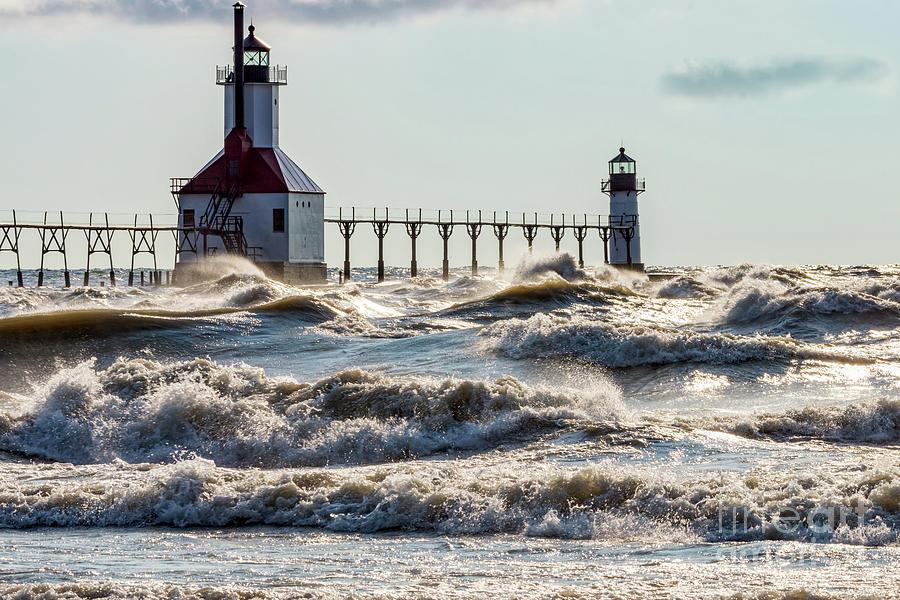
[199,181,247,256]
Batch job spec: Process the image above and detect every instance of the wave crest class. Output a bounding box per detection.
[2,458,898,545]
[480,313,857,368]
[722,398,900,443]
[0,359,618,467]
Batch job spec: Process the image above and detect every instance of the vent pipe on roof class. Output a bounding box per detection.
[233,2,245,130]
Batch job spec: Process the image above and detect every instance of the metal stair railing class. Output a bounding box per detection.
[200,180,246,256]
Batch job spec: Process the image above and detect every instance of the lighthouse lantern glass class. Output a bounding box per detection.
[244,50,269,66]
[610,161,635,175]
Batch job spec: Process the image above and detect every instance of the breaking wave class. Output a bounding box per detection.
[480,313,861,368]
[0,358,619,467]
[655,274,724,299]
[437,279,622,322]
[1,456,897,546]
[0,294,340,337]
[720,285,900,330]
[707,264,814,287]
[720,398,900,443]
[512,253,588,282]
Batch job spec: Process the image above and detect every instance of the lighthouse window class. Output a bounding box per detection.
[273,208,285,233]
[244,50,269,66]
[183,210,195,228]
[609,162,635,175]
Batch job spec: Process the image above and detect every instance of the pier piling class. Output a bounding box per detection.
[84,213,116,287]
[598,217,612,265]
[337,207,356,282]
[621,225,635,268]
[405,209,423,278]
[372,208,389,283]
[437,210,454,281]
[129,215,159,287]
[573,215,588,269]
[0,210,23,287]
[38,212,70,288]
[550,214,565,253]
[522,213,539,254]
[466,210,482,276]
[492,211,509,272]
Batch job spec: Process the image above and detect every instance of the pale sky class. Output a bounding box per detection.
[0,0,897,270]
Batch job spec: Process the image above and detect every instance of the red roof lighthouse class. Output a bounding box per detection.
[172,2,327,284]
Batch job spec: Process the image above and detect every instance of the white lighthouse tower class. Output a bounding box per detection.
[173,2,326,283]
[602,147,645,270]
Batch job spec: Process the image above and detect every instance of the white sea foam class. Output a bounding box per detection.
[512,253,588,282]
[0,358,619,467]
[1,456,897,546]
[721,398,900,443]
[719,284,900,327]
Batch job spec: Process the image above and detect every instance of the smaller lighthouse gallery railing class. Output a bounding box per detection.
[215,65,288,85]
[601,178,646,193]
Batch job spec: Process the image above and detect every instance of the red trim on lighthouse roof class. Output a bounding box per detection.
[179,146,324,195]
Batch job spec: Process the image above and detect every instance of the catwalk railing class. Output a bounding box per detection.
[325,208,637,282]
[0,210,179,287]
[0,208,637,287]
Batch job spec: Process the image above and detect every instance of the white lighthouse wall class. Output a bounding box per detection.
[176,193,291,262]
[608,191,642,265]
[230,193,289,261]
[224,84,279,148]
[288,192,325,263]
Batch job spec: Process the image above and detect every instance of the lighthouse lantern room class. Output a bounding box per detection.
[173,2,326,284]
[602,147,645,271]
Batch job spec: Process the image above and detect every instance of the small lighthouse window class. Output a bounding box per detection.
[273,208,285,233]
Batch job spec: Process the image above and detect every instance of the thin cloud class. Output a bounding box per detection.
[661,57,889,99]
[0,0,567,24]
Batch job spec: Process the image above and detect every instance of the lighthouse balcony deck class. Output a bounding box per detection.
[601,178,646,193]
[215,65,288,85]
[600,179,647,193]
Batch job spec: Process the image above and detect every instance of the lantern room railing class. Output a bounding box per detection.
[601,178,646,193]
[216,65,288,85]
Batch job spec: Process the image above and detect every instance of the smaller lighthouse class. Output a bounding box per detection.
[603,147,645,270]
